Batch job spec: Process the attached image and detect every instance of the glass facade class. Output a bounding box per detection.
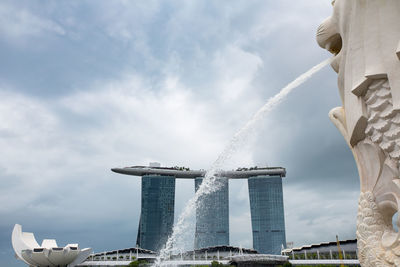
[248,176,286,254]
[194,177,229,249]
[136,175,175,251]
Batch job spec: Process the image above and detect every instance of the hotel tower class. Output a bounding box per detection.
[112,163,286,254]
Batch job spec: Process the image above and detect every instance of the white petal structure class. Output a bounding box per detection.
[11,224,92,267]
[41,239,58,249]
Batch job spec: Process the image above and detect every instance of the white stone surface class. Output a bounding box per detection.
[11,224,92,267]
[317,1,400,266]
[41,239,58,249]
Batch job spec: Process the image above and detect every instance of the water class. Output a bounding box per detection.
[154,58,332,266]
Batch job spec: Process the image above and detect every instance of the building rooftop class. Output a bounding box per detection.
[111,165,286,179]
[281,239,357,253]
[184,245,258,255]
[92,247,156,257]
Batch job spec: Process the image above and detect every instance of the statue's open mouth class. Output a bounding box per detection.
[324,33,342,55]
[325,34,342,73]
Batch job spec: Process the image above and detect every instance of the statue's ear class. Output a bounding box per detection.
[329,107,349,146]
[396,41,400,60]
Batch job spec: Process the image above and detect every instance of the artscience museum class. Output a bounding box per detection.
[11,224,92,267]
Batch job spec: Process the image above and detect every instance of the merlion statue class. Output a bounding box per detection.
[317,0,400,266]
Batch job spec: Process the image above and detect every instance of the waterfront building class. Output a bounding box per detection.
[81,246,291,266]
[11,224,92,267]
[112,164,286,253]
[171,245,258,261]
[81,245,259,266]
[248,176,286,254]
[89,247,157,262]
[281,239,358,261]
[81,242,360,266]
[194,177,229,249]
[136,174,175,251]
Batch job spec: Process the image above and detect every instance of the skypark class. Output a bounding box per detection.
[111,165,286,179]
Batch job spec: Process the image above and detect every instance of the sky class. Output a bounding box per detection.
[0,1,360,266]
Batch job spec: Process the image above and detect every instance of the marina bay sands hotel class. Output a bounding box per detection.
[111,163,286,255]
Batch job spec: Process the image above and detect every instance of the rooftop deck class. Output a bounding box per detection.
[111,166,286,179]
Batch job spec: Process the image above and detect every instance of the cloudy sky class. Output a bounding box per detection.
[0,1,360,266]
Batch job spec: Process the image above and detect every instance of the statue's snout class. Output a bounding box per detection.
[317,17,341,54]
[317,17,342,72]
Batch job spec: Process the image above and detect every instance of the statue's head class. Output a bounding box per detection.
[317,0,400,146]
[316,0,344,72]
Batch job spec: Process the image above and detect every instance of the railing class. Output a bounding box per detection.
[284,251,358,260]
[290,259,360,265]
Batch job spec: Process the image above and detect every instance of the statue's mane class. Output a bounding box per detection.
[319,0,400,146]
[339,0,400,98]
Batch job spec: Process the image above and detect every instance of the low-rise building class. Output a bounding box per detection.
[282,239,358,260]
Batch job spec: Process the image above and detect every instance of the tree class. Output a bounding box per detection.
[211,261,224,267]
[129,261,139,267]
[129,259,148,267]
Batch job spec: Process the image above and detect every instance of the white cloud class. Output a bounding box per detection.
[230,211,252,248]
[213,45,263,102]
[60,73,228,168]
[100,1,161,41]
[0,54,263,218]
[0,3,65,40]
[229,179,252,248]
[283,184,359,247]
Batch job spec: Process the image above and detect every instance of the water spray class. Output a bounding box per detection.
[154,57,332,266]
